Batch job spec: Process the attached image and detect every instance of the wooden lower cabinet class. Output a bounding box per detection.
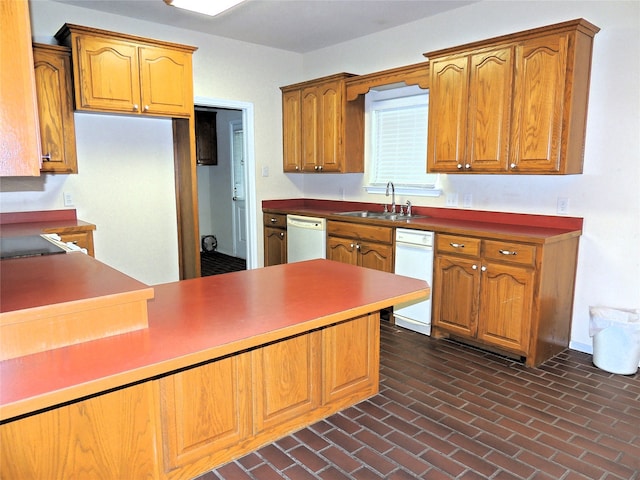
[159,353,252,478]
[0,382,162,479]
[41,224,96,257]
[263,213,287,266]
[327,221,394,273]
[432,232,577,367]
[0,314,380,479]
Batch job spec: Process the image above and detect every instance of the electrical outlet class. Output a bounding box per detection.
[63,191,74,207]
[463,193,473,208]
[261,165,269,177]
[557,197,569,215]
[446,193,458,207]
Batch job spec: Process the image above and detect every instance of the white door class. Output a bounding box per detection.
[231,120,247,259]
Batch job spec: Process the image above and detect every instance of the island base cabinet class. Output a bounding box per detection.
[0,382,162,479]
[159,353,252,479]
[0,312,382,479]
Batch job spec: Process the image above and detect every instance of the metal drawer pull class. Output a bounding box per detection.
[450,242,465,248]
[42,153,51,161]
[499,249,518,256]
[270,218,278,223]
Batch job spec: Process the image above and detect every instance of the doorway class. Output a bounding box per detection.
[194,96,257,272]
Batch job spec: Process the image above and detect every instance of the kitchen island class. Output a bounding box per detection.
[0,256,428,479]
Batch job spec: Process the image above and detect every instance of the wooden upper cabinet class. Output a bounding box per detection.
[195,109,217,165]
[33,44,78,174]
[281,73,364,173]
[427,56,469,172]
[510,34,569,173]
[55,24,196,118]
[425,18,599,175]
[0,0,42,176]
[282,89,302,172]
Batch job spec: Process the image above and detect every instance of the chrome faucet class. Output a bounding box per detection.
[385,181,396,213]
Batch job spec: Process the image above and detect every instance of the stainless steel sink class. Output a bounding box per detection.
[335,211,427,221]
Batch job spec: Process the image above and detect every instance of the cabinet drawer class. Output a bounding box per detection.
[263,213,287,228]
[327,221,393,244]
[436,234,481,257]
[483,240,536,266]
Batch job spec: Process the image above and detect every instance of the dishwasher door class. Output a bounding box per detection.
[286,215,327,263]
[394,229,434,335]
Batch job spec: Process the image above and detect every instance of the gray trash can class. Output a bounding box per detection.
[589,306,640,375]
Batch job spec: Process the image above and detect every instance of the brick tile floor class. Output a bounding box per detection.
[196,321,640,479]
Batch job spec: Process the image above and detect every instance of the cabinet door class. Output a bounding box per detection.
[159,353,251,472]
[301,86,320,172]
[427,56,469,172]
[510,34,568,172]
[322,314,379,405]
[253,332,320,432]
[467,46,514,172]
[282,89,302,172]
[1,382,161,479]
[0,0,41,176]
[33,45,78,174]
[74,35,140,113]
[432,254,480,336]
[327,236,358,266]
[358,242,393,273]
[477,262,534,353]
[195,109,217,165]
[139,45,193,117]
[264,226,286,266]
[317,80,342,172]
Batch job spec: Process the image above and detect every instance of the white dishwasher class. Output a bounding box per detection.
[394,228,434,335]
[286,215,327,263]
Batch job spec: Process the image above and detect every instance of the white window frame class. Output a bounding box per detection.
[364,84,441,197]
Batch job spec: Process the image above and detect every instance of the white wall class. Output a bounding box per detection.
[1,0,637,353]
[300,1,640,352]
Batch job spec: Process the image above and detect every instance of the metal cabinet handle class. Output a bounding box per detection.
[450,242,465,248]
[510,163,517,169]
[143,105,149,111]
[457,163,463,169]
[356,243,361,250]
[350,243,355,248]
[465,164,471,169]
[133,104,139,111]
[270,218,278,223]
[481,265,487,272]
[279,232,284,238]
[472,264,477,270]
[499,249,517,256]
[41,153,51,161]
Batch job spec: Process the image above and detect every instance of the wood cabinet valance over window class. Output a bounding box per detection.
[424,18,599,175]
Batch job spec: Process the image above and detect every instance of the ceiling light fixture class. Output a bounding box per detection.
[163,0,246,17]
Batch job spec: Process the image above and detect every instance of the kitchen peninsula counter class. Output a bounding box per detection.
[0,255,428,479]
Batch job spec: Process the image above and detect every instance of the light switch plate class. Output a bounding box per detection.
[63,192,74,207]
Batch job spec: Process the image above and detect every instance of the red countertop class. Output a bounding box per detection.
[0,209,95,237]
[263,199,583,243]
[0,258,428,421]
